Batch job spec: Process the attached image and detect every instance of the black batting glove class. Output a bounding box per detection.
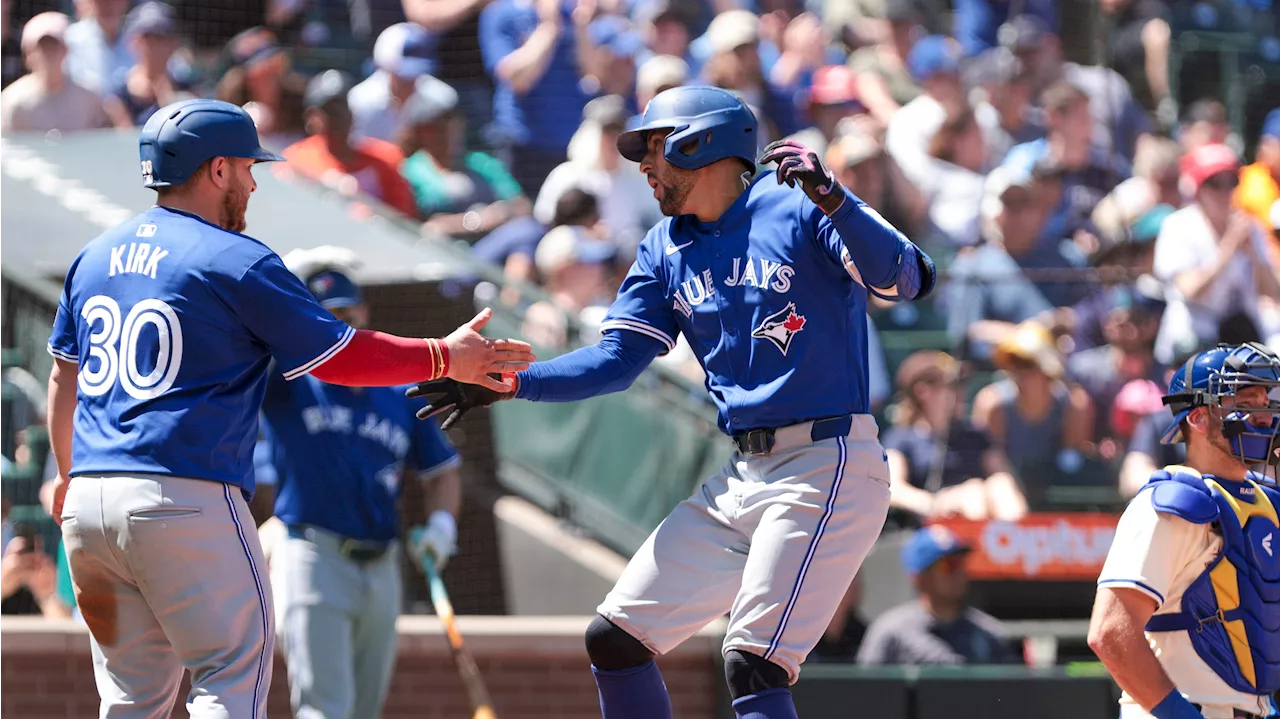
[759,139,846,216]
[406,374,516,429]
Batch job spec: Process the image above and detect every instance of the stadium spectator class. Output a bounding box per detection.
[535,95,660,254]
[632,0,694,67]
[845,0,922,125]
[471,187,602,298]
[1,12,108,132]
[1099,0,1172,121]
[402,0,494,148]
[0,493,71,619]
[809,575,868,664]
[699,9,797,138]
[883,350,1027,523]
[923,107,989,246]
[1000,14,1153,163]
[952,0,1057,57]
[63,0,129,95]
[787,64,865,158]
[103,2,198,127]
[635,52,688,110]
[1117,363,1188,497]
[973,321,1095,495]
[1236,108,1280,246]
[522,224,616,348]
[826,124,926,240]
[214,26,307,147]
[282,69,418,217]
[1152,143,1280,364]
[348,22,443,143]
[1065,284,1165,458]
[966,46,1040,156]
[396,76,527,238]
[480,0,591,198]
[2,0,25,88]
[1176,97,1231,153]
[1091,135,1181,247]
[767,12,829,102]
[581,15,642,109]
[857,526,1014,666]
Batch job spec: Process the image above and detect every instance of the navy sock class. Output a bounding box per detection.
[732,688,799,719]
[591,660,672,719]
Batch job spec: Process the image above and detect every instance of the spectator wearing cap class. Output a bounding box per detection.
[103,2,198,127]
[883,350,1026,525]
[521,223,617,348]
[973,321,1095,496]
[1091,136,1181,248]
[1100,0,1172,121]
[697,9,798,139]
[479,0,591,199]
[845,0,924,126]
[826,124,926,240]
[857,526,1014,666]
[1236,108,1280,248]
[1,12,108,132]
[535,95,661,254]
[632,0,695,71]
[396,77,528,239]
[214,26,308,147]
[999,14,1152,164]
[1066,283,1166,458]
[635,53,687,110]
[965,46,1041,154]
[1176,98,1232,154]
[63,0,129,95]
[348,22,445,144]
[786,64,865,158]
[579,15,642,109]
[1152,143,1280,364]
[282,69,419,217]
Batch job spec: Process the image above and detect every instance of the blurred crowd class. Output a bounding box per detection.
[4,0,1280,667]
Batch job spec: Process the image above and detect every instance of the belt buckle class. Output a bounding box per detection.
[737,429,776,456]
[339,539,384,563]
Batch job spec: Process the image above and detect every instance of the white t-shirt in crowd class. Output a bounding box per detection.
[534,161,660,253]
[0,75,108,132]
[884,93,1003,192]
[1097,487,1275,718]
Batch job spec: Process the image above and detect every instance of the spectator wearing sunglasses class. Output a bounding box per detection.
[1152,143,1280,365]
[857,526,1014,666]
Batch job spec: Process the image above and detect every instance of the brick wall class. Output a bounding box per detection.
[1,616,724,719]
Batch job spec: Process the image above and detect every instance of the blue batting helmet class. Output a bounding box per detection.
[138,98,284,189]
[1162,343,1280,465]
[616,86,758,171]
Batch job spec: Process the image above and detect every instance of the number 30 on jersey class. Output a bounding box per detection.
[78,295,183,400]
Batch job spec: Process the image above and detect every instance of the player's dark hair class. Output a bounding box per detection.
[155,159,215,198]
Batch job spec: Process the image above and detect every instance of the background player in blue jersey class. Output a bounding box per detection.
[44,99,533,718]
[408,86,936,719]
[256,246,463,719]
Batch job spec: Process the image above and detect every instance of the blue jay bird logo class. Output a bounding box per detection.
[751,302,807,355]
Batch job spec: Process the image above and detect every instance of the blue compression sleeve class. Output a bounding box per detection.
[1149,689,1203,719]
[827,187,933,299]
[514,330,665,403]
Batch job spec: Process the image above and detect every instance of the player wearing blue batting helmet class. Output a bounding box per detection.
[616,85,758,172]
[139,98,283,189]
[1161,342,1280,468]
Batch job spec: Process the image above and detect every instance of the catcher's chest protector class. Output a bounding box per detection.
[1143,466,1280,694]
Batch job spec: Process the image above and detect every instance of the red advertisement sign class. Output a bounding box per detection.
[928,513,1121,580]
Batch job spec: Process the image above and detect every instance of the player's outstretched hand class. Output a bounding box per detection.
[406,375,517,429]
[759,139,845,216]
[444,308,535,392]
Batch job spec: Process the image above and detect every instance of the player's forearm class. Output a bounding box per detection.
[828,188,935,299]
[1088,588,1180,712]
[46,359,78,478]
[309,329,448,386]
[426,467,463,519]
[515,331,663,402]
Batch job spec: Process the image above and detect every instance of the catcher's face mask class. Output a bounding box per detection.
[1210,344,1280,468]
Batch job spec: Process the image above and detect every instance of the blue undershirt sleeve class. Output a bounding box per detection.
[514,329,665,402]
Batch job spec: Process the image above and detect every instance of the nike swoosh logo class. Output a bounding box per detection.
[666,240,693,255]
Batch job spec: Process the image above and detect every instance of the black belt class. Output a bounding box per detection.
[731,415,854,456]
[1192,705,1267,719]
[286,524,391,564]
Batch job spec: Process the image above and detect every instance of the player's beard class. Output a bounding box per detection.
[654,166,696,216]
[219,179,251,233]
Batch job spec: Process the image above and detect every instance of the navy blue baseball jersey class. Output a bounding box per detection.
[260,372,460,542]
[47,206,354,494]
[600,173,905,433]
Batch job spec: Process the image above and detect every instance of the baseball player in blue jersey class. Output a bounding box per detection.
[257,247,463,719]
[408,86,936,719]
[1090,343,1280,719]
[44,98,532,718]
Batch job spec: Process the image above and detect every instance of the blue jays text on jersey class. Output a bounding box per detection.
[260,371,459,543]
[48,206,354,496]
[598,172,926,434]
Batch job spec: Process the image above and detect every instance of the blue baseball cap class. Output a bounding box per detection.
[305,269,362,309]
[1263,108,1280,140]
[907,35,962,82]
[374,22,437,80]
[589,16,644,60]
[901,526,972,576]
[124,1,176,39]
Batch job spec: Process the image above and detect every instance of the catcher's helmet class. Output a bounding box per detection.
[1162,342,1280,465]
[616,86,757,171]
[138,98,283,189]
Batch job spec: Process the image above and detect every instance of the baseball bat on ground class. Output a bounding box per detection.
[421,553,497,719]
